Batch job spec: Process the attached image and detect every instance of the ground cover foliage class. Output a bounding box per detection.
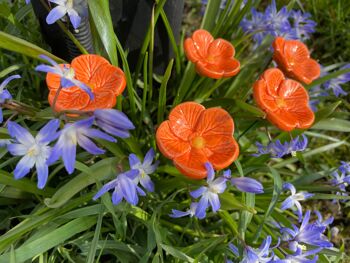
[0,0,350,262]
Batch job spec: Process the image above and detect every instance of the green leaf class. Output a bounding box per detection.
[312,118,350,132]
[0,169,54,197]
[0,31,64,62]
[314,101,342,122]
[44,158,118,208]
[0,65,22,78]
[0,217,96,263]
[157,59,174,124]
[88,0,118,66]
[86,207,104,263]
[253,167,282,241]
[160,244,194,263]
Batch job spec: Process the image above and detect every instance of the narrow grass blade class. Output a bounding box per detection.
[157,59,174,124]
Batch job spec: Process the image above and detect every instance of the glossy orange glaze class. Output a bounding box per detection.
[253,68,315,131]
[46,54,126,112]
[272,36,320,84]
[184,29,240,79]
[156,102,239,179]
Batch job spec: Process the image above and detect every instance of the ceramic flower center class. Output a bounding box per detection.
[87,82,96,91]
[27,144,41,157]
[276,97,286,108]
[191,136,206,149]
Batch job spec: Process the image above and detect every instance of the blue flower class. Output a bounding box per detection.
[46,0,82,29]
[314,210,334,228]
[94,109,135,139]
[0,75,20,123]
[281,210,333,252]
[228,236,274,263]
[128,148,159,192]
[290,10,317,41]
[324,64,350,97]
[284,247,321,263]
[190,162,229,219]
[0,139,12,147]
[240,8,268,45]
[35,54,93,98]
[7,119,60,189]
[281,183,314,221]
[240,1,316,45]
[25,0,30,4]
[253,135,308,158]
[231,177,264,194]
[329,161,350,201]
[169,202,198,218]
[93,170,145,206]
[47,117,115,174]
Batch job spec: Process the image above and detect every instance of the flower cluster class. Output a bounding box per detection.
[254,134,308,158]
[2,108,135,189]
[93,148,158,205]
[170,162,263,219]
[240,0,316,45]
[226,210,333,262]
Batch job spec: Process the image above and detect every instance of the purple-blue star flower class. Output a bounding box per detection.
[0,75,20,123]
[228,236,274,263]
[94,109,135,139]
[129,148,159,192]
[329,161,350,201]
[35,54,93,98]
[324,64,350,97]
[253,135,308,158]
[240,8,267,45]
[290,10,317,41]
[281,183,314,221]
[0,139,12,147]
[25,0,30,4]
[314,211,334,228]
[190,162,229,219]
[47,117,115,174]
[93,169,145,206]
[169,202,198,218]
[231,176,264,194]
[264,0,292,36]
[7,119,60,189]
[46,0,81,29]
[281,210,333,252]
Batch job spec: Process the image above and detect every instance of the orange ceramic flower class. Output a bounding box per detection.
[272,36,320,84]
[46,54,126,112]
[253,68,315,131]
[184,29,240,79]
[156,102,239,179]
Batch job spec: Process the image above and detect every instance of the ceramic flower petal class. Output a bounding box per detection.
[196,107,234,136]
[173,148,209,179]
[168,101,205,140]
[184,29,240,79]
[156,121,191,159]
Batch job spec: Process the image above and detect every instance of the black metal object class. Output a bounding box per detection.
[31,0,94,61]
[31,0,184,73]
